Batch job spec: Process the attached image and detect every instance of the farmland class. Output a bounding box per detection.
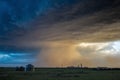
[0,67,120,80]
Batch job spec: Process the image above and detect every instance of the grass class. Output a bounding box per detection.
[0,68,120,80]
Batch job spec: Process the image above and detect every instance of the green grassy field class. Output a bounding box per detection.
[0,68,120,80]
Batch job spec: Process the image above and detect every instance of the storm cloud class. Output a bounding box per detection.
[0,0,120,67]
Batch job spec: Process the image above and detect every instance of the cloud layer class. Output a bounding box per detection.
[0,0,120,67]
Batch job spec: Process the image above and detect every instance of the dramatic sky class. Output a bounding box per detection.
[0,0,120,67]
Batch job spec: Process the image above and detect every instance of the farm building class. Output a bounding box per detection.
[26,64,35,71]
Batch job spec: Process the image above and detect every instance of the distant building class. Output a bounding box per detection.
[26,64,34,71]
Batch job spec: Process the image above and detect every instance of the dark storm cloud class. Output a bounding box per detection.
[29,0,117,24]
[0,45,39,53]
[0,0,50,42]
[20,0,120,43]
[0,0,120,66]
[0,0,51,54]
[1,0,120,44]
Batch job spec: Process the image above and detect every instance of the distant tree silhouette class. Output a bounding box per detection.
[16,66,25,71]
[19,66,25,71]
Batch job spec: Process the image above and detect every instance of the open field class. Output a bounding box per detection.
[0,68,120,80]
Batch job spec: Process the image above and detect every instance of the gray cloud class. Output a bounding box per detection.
[1,0,120,45]
[0,0,120,67]
[16,0,119,44]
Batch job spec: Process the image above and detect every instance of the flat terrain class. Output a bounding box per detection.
[0,68,120,80]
